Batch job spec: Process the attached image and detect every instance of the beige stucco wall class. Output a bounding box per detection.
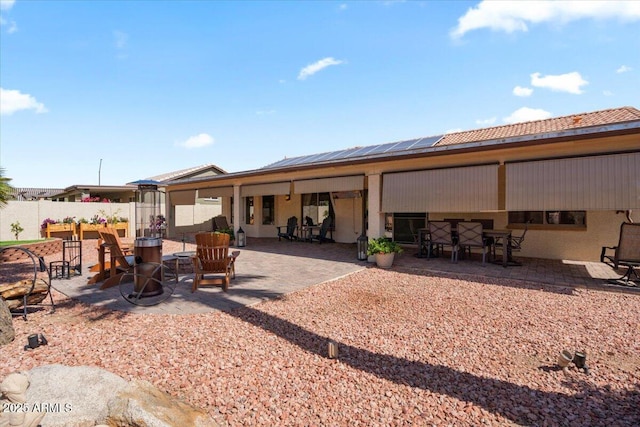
[428,210,637,262]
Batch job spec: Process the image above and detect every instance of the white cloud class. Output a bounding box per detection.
[0,0,17,33]
[513,86,533,97]
[451,0,640,39]
[475,117,496,126]
[339,4,348,11]
[177,133,214,149]
[530,71,587,94]
[445,128,463,134]
[0,88,48,115]
[256,110,276,115]
[113,30,128,49]
[0,0,16,11]
[503,107,552,124]
[616,65,632,73]
[298,57,344,80]
[603,90,614,96]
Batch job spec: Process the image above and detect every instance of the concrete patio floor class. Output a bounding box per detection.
[51,237,639,315]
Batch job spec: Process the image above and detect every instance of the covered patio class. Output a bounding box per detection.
[47,237,639,314]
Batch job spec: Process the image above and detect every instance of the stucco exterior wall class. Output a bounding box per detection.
[428,210,637,262]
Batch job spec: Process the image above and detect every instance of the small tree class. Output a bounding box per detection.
[10,221,24,240]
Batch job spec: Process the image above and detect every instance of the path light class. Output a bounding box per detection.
[237,227,246,247]
[357,232,368,261]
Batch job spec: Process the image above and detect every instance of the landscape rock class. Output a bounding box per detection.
[107,379,216,427]
[21,364,218,427]
[0,298,15,346]
[25,364,128,427]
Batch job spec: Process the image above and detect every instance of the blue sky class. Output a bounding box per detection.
[1,0,638,188]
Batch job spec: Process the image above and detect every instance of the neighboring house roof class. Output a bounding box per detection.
[144,164,227,184]
[9,188,64,201]
[261,106,640,172]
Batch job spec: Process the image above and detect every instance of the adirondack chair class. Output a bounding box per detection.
[601,222,640,286]
[192,232,238,292]
[311,216,334,244]
[277,216,298,241]
[90,228,136,289]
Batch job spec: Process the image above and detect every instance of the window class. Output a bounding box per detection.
[262,195,274,225]
[245,197,254,225]
[509,210,586,227]
[392,213,426,244]
[302,192,333,226]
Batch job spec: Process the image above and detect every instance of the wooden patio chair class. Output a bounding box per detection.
[601,222,640,286]
[277,216,298,241]
[88,228,135,288]
[192,232,238,292]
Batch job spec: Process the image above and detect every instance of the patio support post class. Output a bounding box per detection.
[367,173,384,238]
[233,184,242,238]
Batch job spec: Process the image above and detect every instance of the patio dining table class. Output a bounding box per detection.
[418,227,515,268]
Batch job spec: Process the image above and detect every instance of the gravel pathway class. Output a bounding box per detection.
[2,240,639,426]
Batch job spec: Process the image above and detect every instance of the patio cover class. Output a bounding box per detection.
[293,175,364,194]
[506,151,640,210]
[381,164,499,213]
[240,182,291,197]
[169,190,196,205]
[198,186,234,198]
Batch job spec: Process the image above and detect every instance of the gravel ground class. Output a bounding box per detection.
[2,240,640,426]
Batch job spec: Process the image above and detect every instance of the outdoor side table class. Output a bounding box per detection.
[173,251,196,273]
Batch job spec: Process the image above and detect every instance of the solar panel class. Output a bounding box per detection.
[411,135,442,148]
[264,134,445,169]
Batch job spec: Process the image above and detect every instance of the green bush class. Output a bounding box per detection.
[367,237,403,256]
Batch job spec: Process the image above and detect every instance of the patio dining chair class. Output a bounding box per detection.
[600,222,640,286]
[457,222,489,265]
[492,219,531,261]
[427,221,458,262]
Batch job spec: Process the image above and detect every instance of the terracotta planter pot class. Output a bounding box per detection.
[375,252,395,269]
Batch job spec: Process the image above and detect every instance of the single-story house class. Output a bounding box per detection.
[163,106,640,262]
[49,164,227,202]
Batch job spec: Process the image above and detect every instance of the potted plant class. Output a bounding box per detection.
[367,237,403,269]
[216,227,235,244]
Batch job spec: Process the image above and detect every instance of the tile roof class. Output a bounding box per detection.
[436,106,640,146]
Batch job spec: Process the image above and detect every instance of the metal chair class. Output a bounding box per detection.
[427,221,458,262]
[49,239,82,279]
[601,222,640,286]
[457,222,488,265]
